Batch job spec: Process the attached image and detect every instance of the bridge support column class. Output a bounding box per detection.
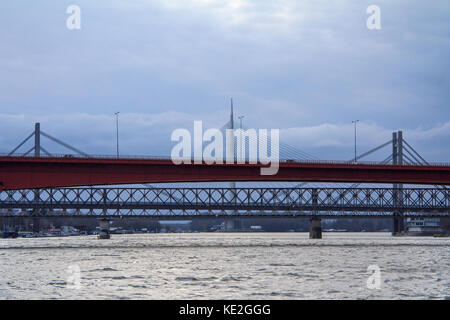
[392,131,404,236]
[309,217,322,239]
[32,217,40,233]
[392,213,404,236]
[98,218,110,239]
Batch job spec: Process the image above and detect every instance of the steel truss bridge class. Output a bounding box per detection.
[1,187,448,218]
[1,122,449,237]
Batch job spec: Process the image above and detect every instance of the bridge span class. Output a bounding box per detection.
[2,124,450,238]
[1,186,448,218]
[1,156,450,190]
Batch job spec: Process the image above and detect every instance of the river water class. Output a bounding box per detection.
[0,232,448,299]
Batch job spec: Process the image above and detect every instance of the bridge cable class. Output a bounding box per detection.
[40,131,89,157]
[8,131,35,156]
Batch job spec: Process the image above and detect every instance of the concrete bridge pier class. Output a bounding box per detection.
[392,213,404,236]
[32,217,40,233]
[309,217,322,239]
[98,218,111,239]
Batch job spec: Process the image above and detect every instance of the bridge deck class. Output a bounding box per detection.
[1,156,450,190]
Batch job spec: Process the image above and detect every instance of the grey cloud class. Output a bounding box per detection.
[0,1,448,161]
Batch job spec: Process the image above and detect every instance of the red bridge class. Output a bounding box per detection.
[1,156,450,190]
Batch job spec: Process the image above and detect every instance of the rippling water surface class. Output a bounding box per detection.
[0,232,448,299]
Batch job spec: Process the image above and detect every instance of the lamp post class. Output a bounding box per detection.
[115,112,120,158]
[352,120,359,163]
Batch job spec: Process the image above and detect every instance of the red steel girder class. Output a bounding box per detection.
[1,156,450,190]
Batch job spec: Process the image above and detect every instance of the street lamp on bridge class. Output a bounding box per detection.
[352,120,359,163]
[114,112,120,158]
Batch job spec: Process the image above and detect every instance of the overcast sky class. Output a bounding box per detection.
[0,0,449,161]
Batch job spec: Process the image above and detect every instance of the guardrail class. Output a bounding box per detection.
[1,153,450,167]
